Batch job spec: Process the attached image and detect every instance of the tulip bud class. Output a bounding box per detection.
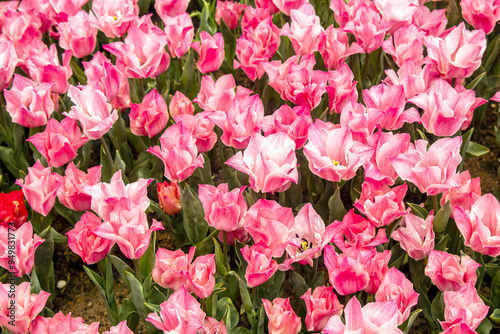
[157,181,181,215]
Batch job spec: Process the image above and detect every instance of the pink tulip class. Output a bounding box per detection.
[364,131,411,185]
[26,44,72,95]
[411,5,447,37]
[455,194,500,257]
[0,223,43,277]
[391,212,435,260]
[66,212,114,265]
[147,123,205,182]
[16,161,62,217]
[461,0,500,34]
[303,121,372,182]
[301,286,343,332]
[409,79,486,137]
[241,243,278,287]
[384,59,440,100]
[441,171,481,219]
[262,298,301,334]
[441,282,489,332]
[425,250,480,292]
[375,267,419,324]
[64,85,118,140]
[374,0,419,32]
[163,13,194,58]
[91,0,139,38]
[323,297,402,334]
[424,22,486,79]
[354,179,409,227]
[4,74,55,128]
[157,181,182,216]
[83,52,131,109]
[16,0,54,33]
[363,249,391,294]
[339,101,370,143]
[187,252,216,299]
[152,247,191,291]
[216,1,245,29]
[391,137,462,196]
[382,24,426,67]
[155,0,189,21]
[175,112,217,153]
[199,183,247,232]
[209,94,264,149]
[56,163,101,212]
[344,4,391,53]
[104,26,170,79]
[47,0,88,22]
[58,10,96,58]
[329,0,374,27]
[31,311,100,334]
[103,321,134,334]
[284,205,337,267]
[318,26,363,70]
[27,118,88,168]
[194,74,252,113]
[326,64,359,114]
[169,91,194,117]
[202,317,228,334]
[324,246,370,295]
[241,6,273,30]
[330,209,388,252]
[191,31,225,74]
[226,132,298,194]
[129,88,169,138]
[271,0,308,15]
[280,3,324,56]
[259,105,311,149]
[0,39,18,91]
[364,83,420,132]
[147,286,205,334]
[0,282,50,334]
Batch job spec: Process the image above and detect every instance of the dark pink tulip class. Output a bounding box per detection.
[319,26,363,70]
[461,0,500,34]
[411,4,447,37]
[163,13,194,59]
[302,286,343,332]
[441,171,481,219]
[271,0,308,15]
[324,246,370,295]
[326,64,359,114]
[192,31,225,74]
[58,10,97,58]
[57,163,101,212]
[241,6,273,30]
[344,4,391,53]
[67,212,114,265]
[262,298,301,334]
[129,89,169,138]
[32,311,100,334]
[175,112,218,153]
[362,249,391,294]
[155,0,189,21]
[216,1,245,29]
[241,243,278,287]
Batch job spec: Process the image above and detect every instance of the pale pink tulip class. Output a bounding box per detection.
[26,44,72,94]
[67,212,114,265]
[339,101,370,143]
[0,39,18,91]
[392,212,435,260]
[262,298,301,334]
[461,0,500,34]
[202,317,228,334]
[344,4,391,53]
[91,0,139,38]
[272,0,308,15]
[191,32,225,74]
[384,59,440,100]
[152,247,191,291]
[363,249,391,294]
[31,311,100,334]
[226,132,298,194]
[175,112,217,153]
[58,10,96,58]
[318,26,363,70]
[194,74,252,113]
[187,253,216,299]
[241,6,273,30]
[326,64,359,114]
[441,171,481,219]
[374,0,419,31]
[301,286,343,332]
[16,161,62,217]
[241,243,278,287]
[382,24,426,67]
[103,321,134,334]
[411,5,447,36]
[129,88,169,138]
[56,163,101,212]
[163,13,194,58]
[280,3,323,56]
[216,1,245,29]
[169,91,194,117]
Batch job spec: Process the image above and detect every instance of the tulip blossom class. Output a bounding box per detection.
[129,88,169,138]
[191,32,225,74]
[65,85,118,140]
[384,59,440,100]
[424,22,486,79]
[241,243,278,287]
[0,282,50,334]
[382,24,426,67]
[26,44,72,95]
[157,181,182,216]
[375,267,419,324]
[104,26,170,79]
[262,298,301,334]
[58,10,97,58]
[194,74,252,113]
[56,163,101,212]
[83,52,131,109]
[0,39,18,91]
[271,0,308,15]
[199,183,247,232]
[27,118,88,168]
[202,317,228,334]
[209,94,264,149]
[391,137,462,196]
[280,3,323,56]
[31,311,100,334]
[103,321,134,334]
[412,4,447,37]
[425,250,480,292]
[461,0,500,34]
[259,105,311,149]
[67,212,114,265]
[169,91,194,117]
[326,64,359,114]
[374,0,419,31]
[226,132,298,194]
[175,112,217,153]
[4,74,55,128]
[318,26,363,70]
[48,0,89,22]
[16,161,62,217]
[344,4,391,53]
[392,212,435,260]
[0,190,28,227]
[323,297,402,334]
[0,223,43,277]
[147,123,205,182]
[303,121,372,182]
[409,79,486,137]
[301,286,343,332]
[163,13,194,58]
[186,252,217,299]
[455,194,500,257]
[363,249,392,294]
[155,0,189,21]
[441,282,489,332]
[324,246,370,295]
[441,171,481,218]
[339,101,370,143]
[241,5,273,30]
[216,1,245,29]
[354,179,409,227]
[147,286,205,334]
[91,0,139,38]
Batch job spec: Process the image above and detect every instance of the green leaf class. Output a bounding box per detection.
[416,128,428,141]
[491,269,500,308]
[180,50,195,99]
[433,200,451,233]
[70,59,87,85]
[289,271,309,301]
[328,186,347,223]
[213,238,228,275]
[181,185,209,245]
[406,203,429,219]
[465,141,490,158]
[217,297,239,329]
[400,309,422,334]
[83,266,105,295]
[139,231,156,281]
[144,302,161,313]
[109,255,134,288]
[477,318,493,334]
[189,153,213,189]
[125,272,158,333]
[278,180,302,210]
[236,272,257,327]
[484,33,500,73]
[466,72,487,90]
[430,292,444,322]
[221,20,236,67]
[389,244,406,269]
[490,308,500,326]
[460,128,474,170]
[35,227,55,306]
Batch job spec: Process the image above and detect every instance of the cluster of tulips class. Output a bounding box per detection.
[2,0,500,333]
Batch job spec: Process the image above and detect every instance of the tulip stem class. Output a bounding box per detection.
[433,195,438,214]
[100,137,114,172]
[139,78,144,98]
[134,259,142,284]
[223,231,229,270]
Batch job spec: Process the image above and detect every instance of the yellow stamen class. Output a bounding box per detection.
[113,16,118,21]
[301,240,308,251]
[332,159,340,166]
